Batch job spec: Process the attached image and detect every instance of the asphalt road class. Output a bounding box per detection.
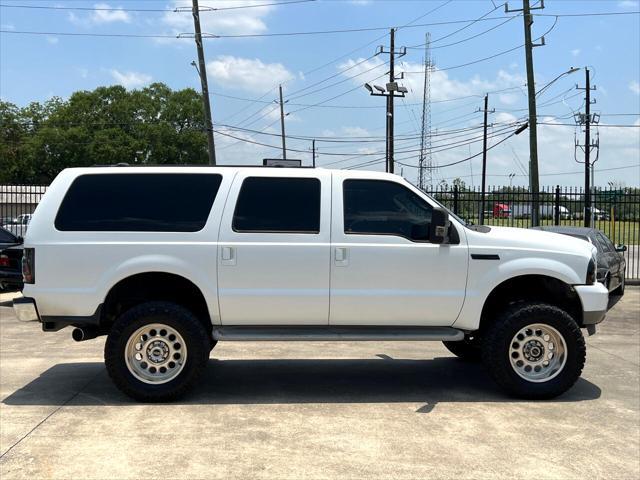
[0,289,638,479]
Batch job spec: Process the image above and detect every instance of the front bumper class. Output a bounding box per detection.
[574,283,609,326]
[13,297,40,323]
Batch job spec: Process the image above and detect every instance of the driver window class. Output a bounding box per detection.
[343,179,433,241]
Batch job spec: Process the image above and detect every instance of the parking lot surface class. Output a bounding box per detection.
[0,289,638,479]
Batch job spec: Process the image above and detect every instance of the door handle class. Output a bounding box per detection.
[335,247,348,266]
[221,246,236,265]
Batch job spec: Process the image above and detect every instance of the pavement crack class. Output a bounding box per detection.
[587,342,640,367]
[0,371,101,460]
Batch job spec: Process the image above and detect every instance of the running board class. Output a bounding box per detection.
[212,326,464,342]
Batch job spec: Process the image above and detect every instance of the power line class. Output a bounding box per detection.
[1,11,637,39]
[0,1,316,13]
[539,123,640,128]
[403,15,558,73]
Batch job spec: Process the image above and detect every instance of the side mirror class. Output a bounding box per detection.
[429,207,450,244]
[615,244,627,253]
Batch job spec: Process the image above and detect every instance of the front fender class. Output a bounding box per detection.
[453,256,583,331]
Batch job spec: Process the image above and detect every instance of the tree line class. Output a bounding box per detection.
[0,83,209,184]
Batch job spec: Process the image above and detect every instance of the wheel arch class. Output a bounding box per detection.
[101,272,213,337]
[477,274,584,334]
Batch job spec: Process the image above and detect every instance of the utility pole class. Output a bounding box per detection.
[191,0,216,165]
[575,68,599,227]
[279,84,287,160]
[388,28,395,174]
[506,0,545,226]
[584,69,591,227]
[478,94,495,225]
[312,139,316,168]
[363,29,406,174]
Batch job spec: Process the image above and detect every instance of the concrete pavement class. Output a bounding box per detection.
[0,289,638,479]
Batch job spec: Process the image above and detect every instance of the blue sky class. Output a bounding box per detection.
[1,0,639,187]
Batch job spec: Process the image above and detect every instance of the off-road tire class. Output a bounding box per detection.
[443,337,481,362]
[105,301,210,402]
[482,302,586,399]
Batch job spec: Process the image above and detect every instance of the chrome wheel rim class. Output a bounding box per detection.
[509,323,567,383]
[125,323,187,384]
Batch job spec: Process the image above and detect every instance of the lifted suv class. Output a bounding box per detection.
[14,166,609,401]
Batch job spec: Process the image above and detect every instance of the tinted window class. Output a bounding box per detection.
[233,177,321,233]
[343,179,433,241]
[595,233,614,253]
[55,173,222,232]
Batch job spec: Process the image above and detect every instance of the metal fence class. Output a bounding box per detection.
[425,185,640,279]
[1,183,639,279]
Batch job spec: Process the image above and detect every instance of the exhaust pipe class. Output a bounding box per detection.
[72,327,99,342]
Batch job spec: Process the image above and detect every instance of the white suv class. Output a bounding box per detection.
[14,166,609,401]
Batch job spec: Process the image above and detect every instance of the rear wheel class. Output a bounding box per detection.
[443,336,481,362]
[105,301,210,402]
[482,302,585,399]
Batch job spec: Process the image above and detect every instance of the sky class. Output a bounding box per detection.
[1,0,639,188]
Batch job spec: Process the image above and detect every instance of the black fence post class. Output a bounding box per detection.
[453,184,459,215]
[554,185,560,226]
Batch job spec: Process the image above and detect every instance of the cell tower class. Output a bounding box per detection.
[418,33,435,190]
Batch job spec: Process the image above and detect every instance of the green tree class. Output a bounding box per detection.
[0,83,209,184]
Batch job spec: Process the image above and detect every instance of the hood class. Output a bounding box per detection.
[468,226,596,259]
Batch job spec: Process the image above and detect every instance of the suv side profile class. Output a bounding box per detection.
[14,166,609,402]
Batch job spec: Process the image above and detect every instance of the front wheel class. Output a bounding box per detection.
[105,301,210,402]
[482,303,586,399]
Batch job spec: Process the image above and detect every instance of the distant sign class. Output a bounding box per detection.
[263,159,302,167]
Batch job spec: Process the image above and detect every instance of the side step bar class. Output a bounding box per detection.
[212,326,464,342]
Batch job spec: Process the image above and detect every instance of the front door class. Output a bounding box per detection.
[217,171,331,325]
[329,176,468,326]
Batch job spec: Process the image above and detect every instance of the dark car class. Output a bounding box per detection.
[0,226,23,292]
[533,226,626,295]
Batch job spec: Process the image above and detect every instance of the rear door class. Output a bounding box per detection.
[217,170,331,325]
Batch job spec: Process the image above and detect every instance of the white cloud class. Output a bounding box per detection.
[69,4,131,25]
[571,48,581,57]
[342,126,371,137]
[618,1,639,8]
[207,56,293,92]
[91,3,131,24]
[46,36,59,44]
[162,1,274,36]
[109,69,152,89]
[629,80,640,95]
[1,23,15,30]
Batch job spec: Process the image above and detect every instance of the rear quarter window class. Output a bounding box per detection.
[55,173,222,232]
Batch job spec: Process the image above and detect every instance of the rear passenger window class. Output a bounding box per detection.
[233,177,320,233]
[55,173,222,232]
[343,179,433,241]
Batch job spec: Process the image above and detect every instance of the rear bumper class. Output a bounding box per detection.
[574,283,609,325]
[13,297,40,322]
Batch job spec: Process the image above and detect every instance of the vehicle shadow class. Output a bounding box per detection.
[2,357,601,408]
